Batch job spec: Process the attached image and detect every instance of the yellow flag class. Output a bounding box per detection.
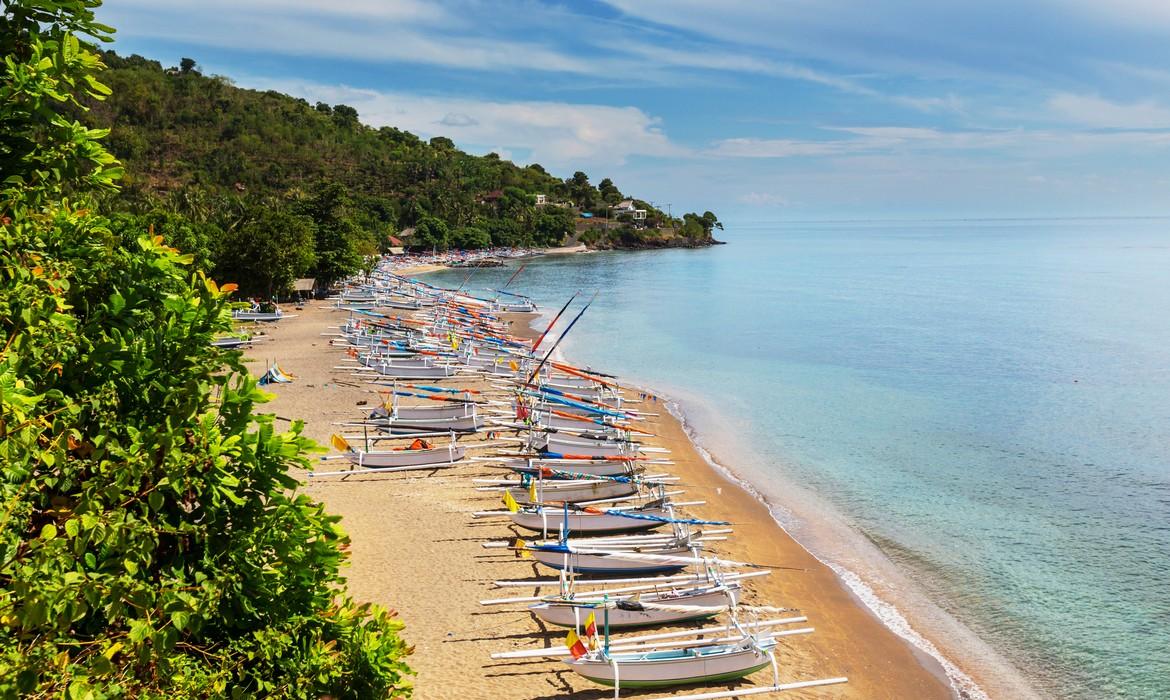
[516,538,532,559]
[509,359,519,372]
[528,479,538,504]
[331,434,352,452]
[583,611,598,646]
[502,489,520,513]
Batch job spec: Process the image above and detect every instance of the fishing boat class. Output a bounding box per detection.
[508,478,638,505]
[232,308,292,322]
[532,581,739,629]
[506,459,644,479]
[531,432,638,458]
[508,499,684,535]
[566,636,778,689]
[311,435,466,476]
[523,538,694,575]
[364,401,483,433]
[369,359,457,379]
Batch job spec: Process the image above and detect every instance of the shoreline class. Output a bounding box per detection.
[539,326,1044,700]
[243,283,1021,698]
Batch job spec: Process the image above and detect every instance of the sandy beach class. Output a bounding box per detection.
[241,293,957,699]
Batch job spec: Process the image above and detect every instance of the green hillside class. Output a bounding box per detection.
[78,53,720,295]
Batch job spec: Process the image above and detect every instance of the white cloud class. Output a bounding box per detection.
[710,138,851,158]
[617,44,961,113]
[738,192,790,206]
[708,125,1170,160]
[104,0,592,74]
[243,78,687,167]
[1047,93,1170,129]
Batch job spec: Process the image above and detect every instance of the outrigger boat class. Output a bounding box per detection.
[493,612,847,699]
[232,308,292,322]
[531,432,641,458]
[311,434,466,476]
[363,401,483,433]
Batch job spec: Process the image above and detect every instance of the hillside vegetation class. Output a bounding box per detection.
[79,53,721,295]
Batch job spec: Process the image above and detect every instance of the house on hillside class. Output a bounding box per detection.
[535,193,548,205]
[613,199,647,222]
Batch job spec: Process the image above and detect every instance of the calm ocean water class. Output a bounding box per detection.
[422,219,1170,699]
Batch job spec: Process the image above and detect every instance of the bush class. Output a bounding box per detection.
[0,2,413,696]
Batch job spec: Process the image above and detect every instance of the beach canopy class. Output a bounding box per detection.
[259,363,295,385]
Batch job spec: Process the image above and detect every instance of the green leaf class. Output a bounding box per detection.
[40,524,57,540]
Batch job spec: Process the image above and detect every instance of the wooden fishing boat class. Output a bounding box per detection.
[370,360,457,379]
[364,402,483,432]
[531,583,738,628]
[319,435,467,473]
[508,459,643,478]
[565,637,777,689]
[509,478,638,505]
[232,309,292,322]
[509,503,671,535]
[527,541,693,575]
[532,432,636,458]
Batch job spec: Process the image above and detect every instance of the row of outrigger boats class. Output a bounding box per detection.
[307,263,847,698]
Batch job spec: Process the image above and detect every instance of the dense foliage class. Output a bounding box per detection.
[67,52,719,295]
[0,1,412,697]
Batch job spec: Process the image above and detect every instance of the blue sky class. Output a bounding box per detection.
[98,1,1170,221]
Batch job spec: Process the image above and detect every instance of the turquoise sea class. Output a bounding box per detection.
[422,219,1170,699]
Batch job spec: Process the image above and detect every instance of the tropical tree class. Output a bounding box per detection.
[450,225,491,249]
[411,216,449,251]
[297,180,366,288]
[0,2,413,697]
[215,209,316,296]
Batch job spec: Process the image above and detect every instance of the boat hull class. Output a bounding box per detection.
[530,546,691,575]
[510,479,637,504]
[567,643,773,688]
[531,587,733,628]
[372,363,457,379]
[511,508,666,535]
[535,433,633,458]
[346,444,465,468]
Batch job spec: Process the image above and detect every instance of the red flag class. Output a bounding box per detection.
[565,630,588,659]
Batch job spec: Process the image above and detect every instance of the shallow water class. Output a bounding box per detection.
[422,218,1170,699]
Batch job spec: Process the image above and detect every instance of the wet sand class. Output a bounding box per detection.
[243,297,957,699]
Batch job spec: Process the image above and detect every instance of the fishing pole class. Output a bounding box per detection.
[455,260,487,293]
[500,263,526,292]
[526,291,599,385]
[532,292,579,352]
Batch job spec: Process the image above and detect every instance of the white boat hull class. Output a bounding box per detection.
[531,587,734,628]
[535,433,633,458]
[566,641,774,688]
[530,545,691,575]
[346,444,465,468]
[511,507,668,535]
[372,362,457,379]
[511,479,637,505]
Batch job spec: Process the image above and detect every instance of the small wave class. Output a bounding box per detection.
[660,396,991,700]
